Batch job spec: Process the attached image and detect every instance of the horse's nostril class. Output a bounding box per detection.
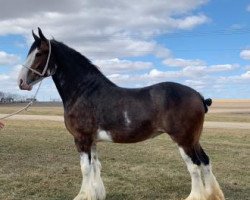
[20,79,23,85]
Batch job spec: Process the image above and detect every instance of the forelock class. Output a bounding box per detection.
[28,40,41,55]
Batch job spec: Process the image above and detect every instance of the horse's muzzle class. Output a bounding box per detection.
[19,79,32,91]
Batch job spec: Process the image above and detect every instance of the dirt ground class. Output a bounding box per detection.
[0,100,249,200]
[1,116,250,130]
[210,99,250,113]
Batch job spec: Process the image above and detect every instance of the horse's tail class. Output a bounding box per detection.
[199,94,212,113]
[203,98,212,113]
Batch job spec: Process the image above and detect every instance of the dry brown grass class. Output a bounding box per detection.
[0,120,249,200]
[210,99,250,112]
[1,100,250,123]
[0,104,63,116]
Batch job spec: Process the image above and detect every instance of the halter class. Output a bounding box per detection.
[22,40,52,76]
[0,41,53,120]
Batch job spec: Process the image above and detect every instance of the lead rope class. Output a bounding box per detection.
[0,80,43,120]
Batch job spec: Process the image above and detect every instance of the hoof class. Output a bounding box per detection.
[73,195,87,200]
[73,192,96,200]
[185,194,207,200]
[206,186,225,200]
[73,194,87,200]
[73,188,106,200]
[207,193,225,200]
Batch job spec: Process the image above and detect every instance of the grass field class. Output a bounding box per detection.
[0,102,63,116]
[1,100,250,122]
[0,101,249,200]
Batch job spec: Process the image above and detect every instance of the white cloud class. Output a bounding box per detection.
[184,79,206,89]
[0,0,209,60]
[230,24,246,30]
[0,51,20,66]
[94,58,153,74]
[182,64,236,78]
[105,62,239,87]
[240,49,250,60]
[247,4,250,12]
[107,73,131,84]
[245,65,250,70]
[241,71,250,79]
[163,57,205,67]
[174,14,209,30]
[208,64,237,72]
[0,74,9,81]
[2,0,248,99]
[182,65,207,77]
[0,66,23,95]
[154,46,172,58]
[216,69,250,85]
[146,68,181,79]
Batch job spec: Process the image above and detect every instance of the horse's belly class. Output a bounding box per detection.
[108,125,162,143]
[97,113,161,143]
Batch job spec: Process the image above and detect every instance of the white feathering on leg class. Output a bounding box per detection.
[179,147,207,200]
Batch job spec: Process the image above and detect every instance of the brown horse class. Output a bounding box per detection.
[18,28,225,200]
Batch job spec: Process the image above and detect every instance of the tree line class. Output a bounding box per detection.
[0,91,37,103]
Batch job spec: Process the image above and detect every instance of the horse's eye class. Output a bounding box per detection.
[36,53,42,57]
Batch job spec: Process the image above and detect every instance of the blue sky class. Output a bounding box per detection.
[0,0,249,100]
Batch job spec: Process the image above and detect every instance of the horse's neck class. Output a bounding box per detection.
[51,42,115,108]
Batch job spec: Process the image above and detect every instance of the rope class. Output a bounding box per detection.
[0,80,43,120]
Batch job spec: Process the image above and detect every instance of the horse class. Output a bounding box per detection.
[18,28,225,200]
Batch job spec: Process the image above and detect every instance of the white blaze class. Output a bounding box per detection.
[18,48,38,84]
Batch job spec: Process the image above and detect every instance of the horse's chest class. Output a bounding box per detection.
[64,111,96,136]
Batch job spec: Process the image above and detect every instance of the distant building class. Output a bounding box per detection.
[26,98,37,102]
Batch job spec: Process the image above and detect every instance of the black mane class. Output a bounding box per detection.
[50,39,116,106]
[51,39,99,72]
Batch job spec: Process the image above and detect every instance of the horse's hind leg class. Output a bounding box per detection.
[179,145,207,200]
[197,145,225,200]
[179,143,225,200]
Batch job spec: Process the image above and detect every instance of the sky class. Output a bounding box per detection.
[0,0,249,101]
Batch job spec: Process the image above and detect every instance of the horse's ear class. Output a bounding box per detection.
[38,27,47,41]
[32,30,40,42]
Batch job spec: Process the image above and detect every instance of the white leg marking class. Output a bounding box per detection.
[91,146,106,200]
[97,129,113,142]
[202,164,225,200]
[74,148,106,200]
[179,148,207,200]
[74,152,96,200]
[124,111,131,125]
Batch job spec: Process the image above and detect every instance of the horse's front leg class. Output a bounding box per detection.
[74,137,106,200]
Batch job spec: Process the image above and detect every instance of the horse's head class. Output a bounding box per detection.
[18,28,56,90]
